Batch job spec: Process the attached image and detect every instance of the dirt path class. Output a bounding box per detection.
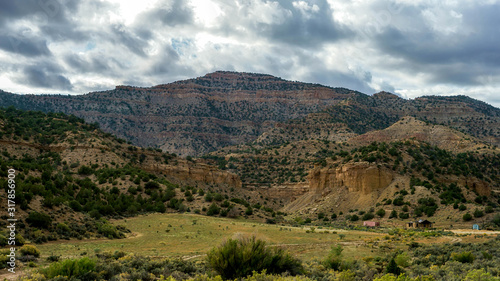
[0,268,25,281]
[451,229,500,235]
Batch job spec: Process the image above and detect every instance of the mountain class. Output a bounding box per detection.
[1,71,499,227]
[1,73,499,157]
[257,92,500,148]
[0,107,270,244]
[0,72,358,156]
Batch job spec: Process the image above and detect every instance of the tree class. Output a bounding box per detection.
[473,209,484,218]
[26,211,52,229]
[389,210,398,219]
[324,245,343,270]
[207,203,220,216]
[386,258,402,275]
[463,213,473,221]
[376,209,386,218]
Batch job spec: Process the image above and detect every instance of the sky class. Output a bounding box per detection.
[0,0,499,108]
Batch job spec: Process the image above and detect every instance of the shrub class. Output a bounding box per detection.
[464,269,498,281]
[463,213,473,221]
[206,236,302,279]
[362,213,375,221]
[376,209,386,218]
[77,165,93,175]
[0,235,7,246]
[451,251,475,263]
[350,215,359,222]
[26,211,52,229]
[399,212,409,219]
[97,223,125,239]
[389,210,398,219]
[473,209,484,218]
[20,245,41,257]
[492,214,500,227]
[386,258,401,275]
[207,203,220,216]
[324,245,343,270]
[42,257,97,279]
[69,200,83,211]
[145,181,160,189]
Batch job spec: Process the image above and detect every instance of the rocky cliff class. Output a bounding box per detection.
[308,162,394,195]
[3,72,498,157]
[0,71,357,156]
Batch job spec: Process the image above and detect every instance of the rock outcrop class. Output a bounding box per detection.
[351,116,494,153]
[308,162,394,195]
[145,162,242,188]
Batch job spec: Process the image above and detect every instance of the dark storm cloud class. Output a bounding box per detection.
[0,34,51,57]
[110,24,150,57]
[17,62,73,90]
[264,0,349,47]
[0,0,77,30]
[211,0,349,49]
[64,53,124,74]
[146,44,194,80]
[135,0,194,27]
[373,2,500,85]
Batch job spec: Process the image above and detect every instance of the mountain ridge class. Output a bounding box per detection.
[1,71,499,157]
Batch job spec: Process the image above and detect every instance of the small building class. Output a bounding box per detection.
[363,221,380,227]
[473,224,480,230]
[407,219,433,229]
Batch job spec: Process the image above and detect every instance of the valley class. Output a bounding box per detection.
[0,72,499,280]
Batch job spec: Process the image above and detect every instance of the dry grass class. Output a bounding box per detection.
[36,213,386,261]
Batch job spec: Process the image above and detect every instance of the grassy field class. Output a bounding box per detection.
[36,213,495,263]
[36,213,388,261]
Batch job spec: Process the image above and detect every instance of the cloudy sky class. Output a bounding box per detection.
[1,0,499,107]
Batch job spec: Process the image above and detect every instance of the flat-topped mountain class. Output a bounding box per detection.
[0,71,357,156]
[1,72,499,157]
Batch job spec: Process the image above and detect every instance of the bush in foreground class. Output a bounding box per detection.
[207,236,302,280]
[41,257,97,279]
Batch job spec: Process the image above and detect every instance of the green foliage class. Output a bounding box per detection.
[389,210,398,219]
[324,245,344,271]
[42,257,97,279]
[207,203,221,216]
[376,209,386,218]
[386,258,402,275]
[415,198,438,217]
[97,222,125,239]
[26,211,52,229]
[464,269,500,281]
[473,209,484,218]
[395,252,410,268]
[463,213,473,221]
[362,213,375,221]
[20,245,41,257]
[0,235,7,247]
[206,236,302,279]
[77,165,94,175]
[451,251,475,263]
[492,214,500,227]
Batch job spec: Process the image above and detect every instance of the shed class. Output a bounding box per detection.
[407,219,433,228]
[363,221,380,227]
